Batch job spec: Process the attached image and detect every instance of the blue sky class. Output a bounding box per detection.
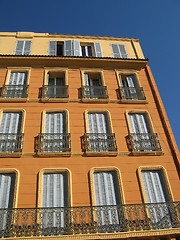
[1,0,180,150]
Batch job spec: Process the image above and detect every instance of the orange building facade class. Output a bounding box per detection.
[0,32,179,239]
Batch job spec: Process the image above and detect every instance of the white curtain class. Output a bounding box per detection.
[88,113,108,134]
[129,113,149,134]
[45,112,65,134]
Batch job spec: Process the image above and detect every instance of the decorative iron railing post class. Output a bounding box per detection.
[0,85,29,98]
[0,133,24,153]
[80,86,108,99]
[119,87,146,100]
[41,85,69,99]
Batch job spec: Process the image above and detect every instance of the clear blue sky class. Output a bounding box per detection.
[1,0,180,150]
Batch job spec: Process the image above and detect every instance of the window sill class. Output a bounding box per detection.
[129,150,164,156]
[0,152,22,157]
[36,151,71,157]
[83,151,118,157]
[119,99,148,104]
[81,98,109,103]
[0,98,28,102]
[40,98,69,103]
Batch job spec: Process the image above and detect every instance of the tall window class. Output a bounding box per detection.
[15,40,32,55]
[48,40,102,57]
[0,112,23,152]
[93,170,122,231]
[2,72,28,98]
[141,169,172,228]
[0,173,16,234]
[42,72,68,99]
[112,44,127,58]
[41,171,69,234]
[119,74,145,100]
[82,72,107,99]
[37,111,71,154]
[82,112,117,154]
[127,112,161,152]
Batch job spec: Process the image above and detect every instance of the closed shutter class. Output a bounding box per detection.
[94,42,102,57]
[15,41,31,55]
[42,172,68,229]
[9,72,27,85]
[118,45,127,58]
[48,41,57,56]
[129,113,149,134]
[141,170,171,226]
[0,173,15,232]
[88,112,109,134]
[112,44,127,58]
[94,171,120,227]
[0,112,22,134]
[45,112,65,134]
[112,44,120,58]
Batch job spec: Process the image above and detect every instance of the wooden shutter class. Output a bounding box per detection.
[15,41,24,55]
[48,41,57,56]
[0,173,15,208]
[0,112,22,134]
[112,44,120,58]
[64,40,80,56]
[24,41,32,55]
[15,41,31,55]
[94,42,102,57]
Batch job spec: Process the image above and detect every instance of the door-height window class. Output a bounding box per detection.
[93,171,122,231]
[82,112,117,153]
[127,112,161,152]
[48,41,64,56]
[43,72,68,99]
[15,40,32,55]
[0,112,23,152]
[2,71,28,98]
[0,173,16,234]
[80,42,102,57]
[141,169,172,228]
[42,171,69,234]
[112,44,127,58]
[119,74,145,100]
[37,111,71,153]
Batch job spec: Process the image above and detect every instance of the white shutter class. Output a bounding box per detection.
[15,41,24,55]
[15,41,31,55]
[112,44,120,58]
[88,113,108,134]
[24,41,32,55]
[73,40,81,56]
[118,45,127,58]
[0,173,15,208]
[48,41,57,56]
[64,40,73,56]
[0,112,22,134]
[94,42,102,57]
[45,112,65,134]
[9,72,27,85]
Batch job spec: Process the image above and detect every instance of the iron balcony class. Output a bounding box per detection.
[41,85,69,98]
[127,133,162,152]
[119,87,146,100]
[81,133,117,153]
[36,133,71,153]
[80,86,108,99]
[0,202,179,238]
[0,133,24,153]
[0,85,29,98]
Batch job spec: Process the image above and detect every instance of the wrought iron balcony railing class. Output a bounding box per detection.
[80,86,108,99]
[0,133,24,153]
[119,87,146,100]
[0,202,179,238]
[0,85,29,98]
[81,133,117,153]
[41,85,69,98]
[126,133,162,152]
[36,133,71,153]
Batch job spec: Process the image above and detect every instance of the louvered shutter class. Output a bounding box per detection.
[48,41,57,56]
[42,172,68,228]
[141,170,171,226]
[94,42,102,57]
[0,112,22,134]
[64,40,73,56]
[73,40,81,56]
[45,112,65,134]
[0,173,15,232]
[15,41,24,55]
[118,44,128,58]
[24,41,32,55]
[112,44,120,58]
[94,171,120,226]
